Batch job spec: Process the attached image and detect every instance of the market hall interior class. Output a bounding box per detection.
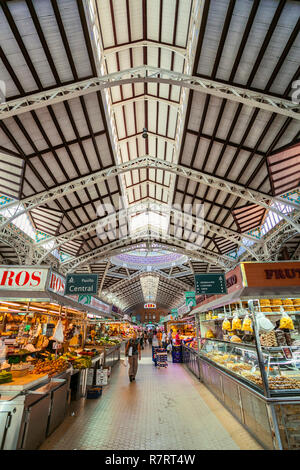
[0,0,300,453]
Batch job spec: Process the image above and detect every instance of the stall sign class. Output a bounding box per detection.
[144,303,156,308]
[65,274,99,295]
[0,266,49,291]
[177,304,190,317]
[96,369,108,386]
[195,273,227,295]
[171,308,178,319]
[48,271,66,296]
[78,295,111,314]
[241,261,300,287]
[185,291,196,307]
[194,265,243,308]
[87,369,94,386]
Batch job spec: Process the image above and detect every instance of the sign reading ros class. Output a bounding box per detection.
[0,267,48,290]
[48,271,66,295]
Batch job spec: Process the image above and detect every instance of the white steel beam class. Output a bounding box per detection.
[1,156,299,231]
[33,199,260,263]
[119,132,175,146]
[111,95,180,110]
[102,40,187,58]
[0,66,299,120]
[61,231,232,274]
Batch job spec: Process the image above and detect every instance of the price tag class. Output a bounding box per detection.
[282,347,293,360]
[96,368,108,386]
[87,368,94,386]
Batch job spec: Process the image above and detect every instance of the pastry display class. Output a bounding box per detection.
[241,315,253,333]
[232,316,242,330]
[260,331,278,347]
[230,335,242,343]
[275,329,287,346]
[222,319,231,331]
[279,313,294,330]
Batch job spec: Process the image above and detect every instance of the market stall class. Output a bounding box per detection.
[192,261,300,450]
[0,266,114,449]
[84,317,123,369]
[165,312,197,365]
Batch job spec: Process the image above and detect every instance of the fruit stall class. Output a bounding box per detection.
[0,266,114,449]
[84,316,122,369]
[191,261,300,450]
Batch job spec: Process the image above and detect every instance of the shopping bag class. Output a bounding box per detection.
[128,346,133,357]
[52,319,64,343]
[256,311,274,333]
[123,356,128,367]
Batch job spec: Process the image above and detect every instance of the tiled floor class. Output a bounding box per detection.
[40,345,262,450]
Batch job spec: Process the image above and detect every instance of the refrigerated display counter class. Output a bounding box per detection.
[0,369,71,450]
[192,261,300,450]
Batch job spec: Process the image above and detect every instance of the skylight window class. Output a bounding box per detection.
[130,211,169,236]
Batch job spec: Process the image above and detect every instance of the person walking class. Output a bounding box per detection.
[162,330,167,349]
[148,329,153,346]
[139,331,144,350]
[168,329,173,345]
[125,331,141,382]
[157,329,162,348]
[143,330,148,346]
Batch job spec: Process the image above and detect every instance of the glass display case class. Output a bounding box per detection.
[200,338,300,397]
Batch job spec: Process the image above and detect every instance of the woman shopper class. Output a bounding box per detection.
[125,331,141,382]
[143,330,148,346]
[175,329,181,346]
[162,331,167,349]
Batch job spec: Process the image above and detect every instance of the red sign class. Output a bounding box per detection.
[0,267,48,291]
[48,271,66,295]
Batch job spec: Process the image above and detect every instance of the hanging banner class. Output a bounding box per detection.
[171,308,178,319]
[194,273,227,295]
[177,304,190,317]
[185,291,196,307]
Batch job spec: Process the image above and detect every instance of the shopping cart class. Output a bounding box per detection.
[156,350,168,369]
[152,346,168,367]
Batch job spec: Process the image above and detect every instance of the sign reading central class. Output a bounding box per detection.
[65,274,99,296]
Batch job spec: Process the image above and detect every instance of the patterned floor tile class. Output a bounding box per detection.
[40,345,262,450]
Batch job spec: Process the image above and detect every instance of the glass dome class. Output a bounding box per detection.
[111,249,188,270]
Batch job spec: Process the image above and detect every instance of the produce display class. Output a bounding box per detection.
[97,337,121,347]
[0,371,12,384]
[29,356,68,376]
